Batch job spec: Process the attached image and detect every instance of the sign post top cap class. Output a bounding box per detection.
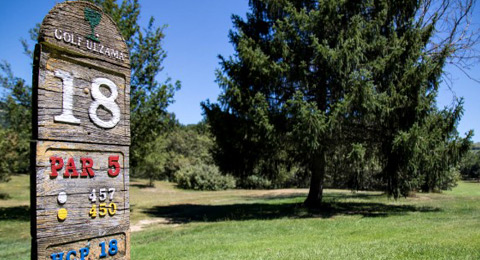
[39,1,130,66]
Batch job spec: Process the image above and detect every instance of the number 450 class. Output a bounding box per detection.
[89,188,117,218]
[54,69,121,129]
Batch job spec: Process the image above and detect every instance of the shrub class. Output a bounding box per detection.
[459,150,480,180]
[242,175,272,189]
[175,164,236,191]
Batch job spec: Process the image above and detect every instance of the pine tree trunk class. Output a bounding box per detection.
[384,153,399,198]
[304,150,326,207]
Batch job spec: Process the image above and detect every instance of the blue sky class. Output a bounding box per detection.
[0,0,479,142]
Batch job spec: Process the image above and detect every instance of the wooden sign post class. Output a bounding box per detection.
[31,2,130,259]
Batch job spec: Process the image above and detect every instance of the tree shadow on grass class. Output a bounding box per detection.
[462,180,480,183]
[130,183,151,189]
[247,192,384,202]
[143,199,440,224]
[0,206,30,221]
[0,193,11,200]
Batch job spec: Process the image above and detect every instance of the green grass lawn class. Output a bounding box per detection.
[1,175,480,259]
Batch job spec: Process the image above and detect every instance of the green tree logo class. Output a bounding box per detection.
[84,7,101,42]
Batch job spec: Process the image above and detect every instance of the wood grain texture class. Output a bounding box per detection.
[39,1,130,68]
[35,0,131,145]
[37,232,130,260]
[33,141,131,259]
[35,39,131,145]
[32,2,131,259]
[35,141,129,198]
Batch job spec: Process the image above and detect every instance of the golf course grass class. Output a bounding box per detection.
[1,174,479,259]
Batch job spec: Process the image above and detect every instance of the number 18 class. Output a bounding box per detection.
[54,69,121,129]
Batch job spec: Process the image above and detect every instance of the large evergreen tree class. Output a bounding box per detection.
[204,0,474,206]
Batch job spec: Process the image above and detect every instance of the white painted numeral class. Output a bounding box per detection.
[88,78,121,129]
[99,188,107,201]
[54,70,121,129]
[89,189,97,202]
[108,188,115,200]
[54,70,81,125]
[90,188,115,202]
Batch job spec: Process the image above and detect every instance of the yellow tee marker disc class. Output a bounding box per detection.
[57,208,68,221]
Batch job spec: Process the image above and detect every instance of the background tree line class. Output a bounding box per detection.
[459,142,480,181]
[0,0,478,207]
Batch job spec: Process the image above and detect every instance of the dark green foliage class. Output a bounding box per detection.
[136,122,218,187]
[0,62,31,181]
[135,133,169,187]
[242,175,272,189]
[459,149,480,180]
[128,17,180,177]
[203,99,307,189]
[163,123,215,180]
[175,163,236,191]
[326,143,382,191]
[408,106,470,192]
[204,0,473,205]
[0,19,37,182]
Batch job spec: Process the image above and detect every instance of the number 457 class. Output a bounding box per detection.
[89,188,115,202]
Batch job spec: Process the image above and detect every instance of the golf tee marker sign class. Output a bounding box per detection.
[32,2,130,259]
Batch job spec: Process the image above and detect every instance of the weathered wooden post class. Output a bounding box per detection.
[31,2,131,259]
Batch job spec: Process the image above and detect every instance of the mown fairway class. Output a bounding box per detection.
[1,175,480,259]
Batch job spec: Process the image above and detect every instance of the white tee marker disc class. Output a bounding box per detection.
[57,191,68,204]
